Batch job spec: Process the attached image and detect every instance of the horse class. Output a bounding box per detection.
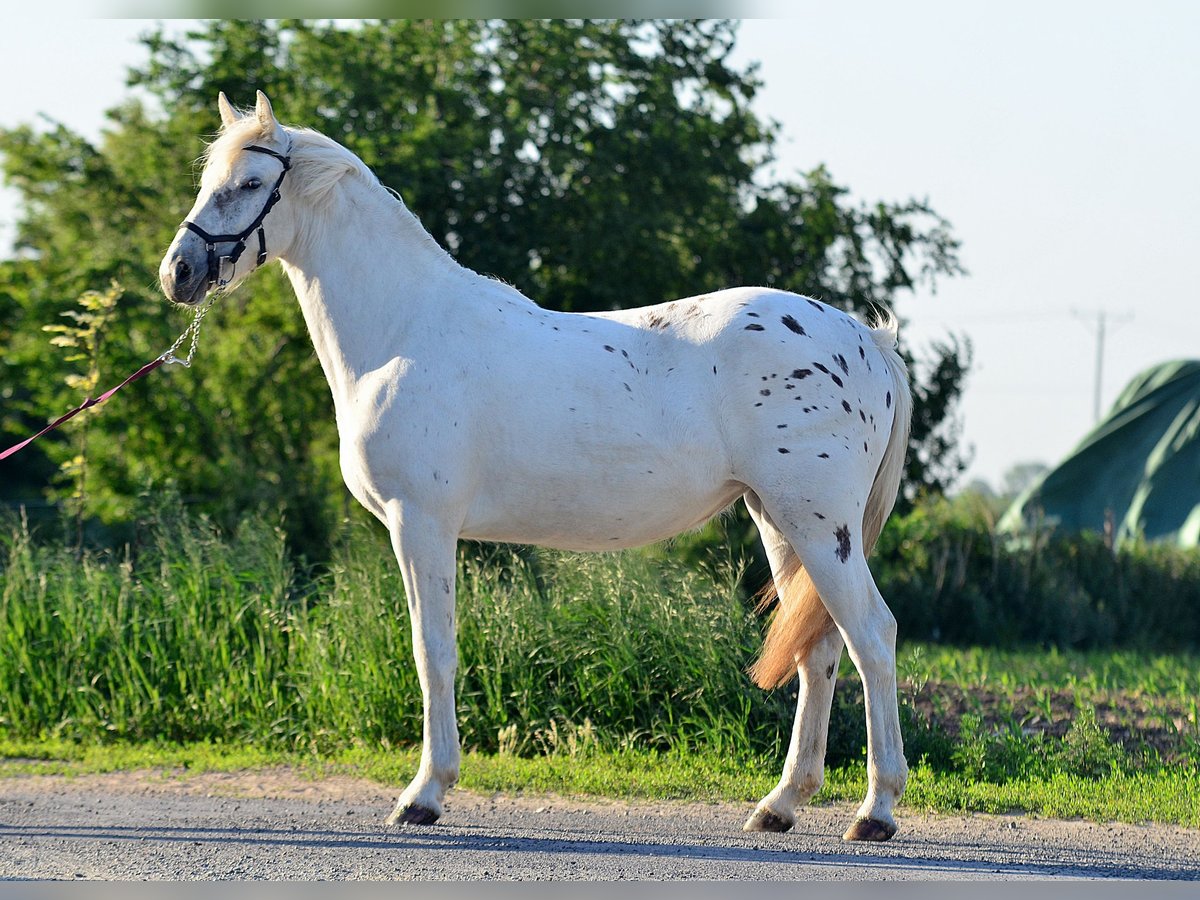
[159,91,913,843]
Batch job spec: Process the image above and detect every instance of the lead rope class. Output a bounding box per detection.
[0,296,219,462]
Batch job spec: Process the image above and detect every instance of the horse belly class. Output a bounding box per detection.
[460,441,742,551]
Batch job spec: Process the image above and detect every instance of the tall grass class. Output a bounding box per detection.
[0,508,792,757]
[2,502,1197,782]
[0,511,299,742]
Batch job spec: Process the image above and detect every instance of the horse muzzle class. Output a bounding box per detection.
[159,236,213,307]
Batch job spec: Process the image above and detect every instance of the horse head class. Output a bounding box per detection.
[160,91,297,305]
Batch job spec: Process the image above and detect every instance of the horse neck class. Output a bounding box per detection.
[278,174,471,399]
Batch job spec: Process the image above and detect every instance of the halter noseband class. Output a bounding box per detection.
[182,144,292,290]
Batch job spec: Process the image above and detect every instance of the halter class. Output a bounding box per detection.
[182,144,292,290]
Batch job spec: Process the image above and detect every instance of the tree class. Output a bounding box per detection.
[1002,461,1049,499]
[1,19,967,557]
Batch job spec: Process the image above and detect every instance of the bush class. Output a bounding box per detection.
[874,495,1200,651]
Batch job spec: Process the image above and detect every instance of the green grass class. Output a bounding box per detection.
[2,505,1198,828]
[3,737,1197,828]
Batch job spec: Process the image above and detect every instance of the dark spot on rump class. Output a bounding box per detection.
[778,447,790,454]
[818,452,829,459]
[864,441,869,452]
[813,363,830,374]
[777,423,787,429]
[780,314,806,335]
[744,323,765,331]
[860,409,866,422]
[841,400,852,413]
[886,390,892,408]
[791,368,813,380]
[746,311,760,317]
[815,512,826,520]
[834,524,852,563]
[834,354,849,375]
[826,663,835,679]
[859,346,866,360]
[754,402,763,407]
[604,345,615,352]
[831,374,844,388]
[807,299,824,312]
[760,389,771,396]
[624,383,632,392]
[713,366,718,374]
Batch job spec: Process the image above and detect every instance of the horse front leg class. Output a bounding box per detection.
[383,503,461,826]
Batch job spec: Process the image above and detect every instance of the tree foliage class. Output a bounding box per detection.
[0,19,967,557]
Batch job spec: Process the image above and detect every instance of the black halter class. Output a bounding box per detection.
[182,144,292,289]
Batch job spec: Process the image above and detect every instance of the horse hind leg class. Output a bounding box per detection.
[742,492,846,834]
[748,497,907,841]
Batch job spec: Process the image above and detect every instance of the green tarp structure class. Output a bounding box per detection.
[999,360,1200,548]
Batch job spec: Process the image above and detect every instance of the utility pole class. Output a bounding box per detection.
[1072,309,1132,422]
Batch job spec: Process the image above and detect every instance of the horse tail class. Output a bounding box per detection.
[748,310,911,690]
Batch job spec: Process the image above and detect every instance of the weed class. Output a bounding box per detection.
[1054,704,1126,778]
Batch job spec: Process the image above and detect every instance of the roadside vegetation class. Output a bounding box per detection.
[2,498,1197,827]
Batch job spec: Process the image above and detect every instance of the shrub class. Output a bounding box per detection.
[875,495,1200,651]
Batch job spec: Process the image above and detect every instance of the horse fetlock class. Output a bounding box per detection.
[795,769,824,801]
[388,780,446,827]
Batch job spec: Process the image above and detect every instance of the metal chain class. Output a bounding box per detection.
[160,295,217,368]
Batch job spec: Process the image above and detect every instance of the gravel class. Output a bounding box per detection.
[1,771,1197,880]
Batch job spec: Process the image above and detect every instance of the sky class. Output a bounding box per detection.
[2,8,1197,491]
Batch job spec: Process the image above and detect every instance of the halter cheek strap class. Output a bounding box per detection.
[182,144,292,289]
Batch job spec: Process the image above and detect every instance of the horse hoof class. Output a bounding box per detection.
[743,809,793,833]
[387,804,440,826]
[843,817,897,842]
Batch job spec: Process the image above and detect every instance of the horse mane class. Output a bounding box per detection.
[205,116,380,203]
[204,107,537,306]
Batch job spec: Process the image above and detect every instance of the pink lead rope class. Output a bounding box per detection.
[0,297,215,462]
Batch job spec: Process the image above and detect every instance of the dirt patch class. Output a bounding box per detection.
[900,679,1199,760]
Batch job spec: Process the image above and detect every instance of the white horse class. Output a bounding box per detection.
[160,92,913,842]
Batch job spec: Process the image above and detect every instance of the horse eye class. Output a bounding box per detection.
[242,177,263,191]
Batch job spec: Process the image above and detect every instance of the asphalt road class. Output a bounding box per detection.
[1,771,1197,880]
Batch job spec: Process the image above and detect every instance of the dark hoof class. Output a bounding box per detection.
[843,817,897,842]
[388,804,440,826]
[743,809,793,833]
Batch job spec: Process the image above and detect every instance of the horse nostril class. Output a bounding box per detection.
[174,258,192,283]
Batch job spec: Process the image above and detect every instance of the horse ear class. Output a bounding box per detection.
[255,90,278,132]
[218,92,238,128]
